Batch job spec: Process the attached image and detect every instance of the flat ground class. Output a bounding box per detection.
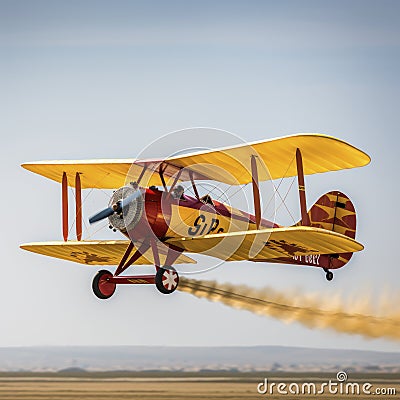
[0,372,398,399]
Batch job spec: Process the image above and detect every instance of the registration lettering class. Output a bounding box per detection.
[293,254,321,265]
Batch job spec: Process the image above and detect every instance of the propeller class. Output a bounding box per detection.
[89,190,142,224]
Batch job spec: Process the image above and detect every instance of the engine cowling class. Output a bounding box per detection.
[108,186,144,232]
[108,186,170,241]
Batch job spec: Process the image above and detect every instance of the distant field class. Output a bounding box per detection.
[0,372,398,399]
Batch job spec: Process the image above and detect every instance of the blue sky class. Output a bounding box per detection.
[1,0,399,352]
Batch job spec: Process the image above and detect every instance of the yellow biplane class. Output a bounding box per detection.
[20,134,370,298]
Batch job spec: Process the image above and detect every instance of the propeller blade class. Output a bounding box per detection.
[89,190,142,225]
[89,207,115,224]
[119,190,142,210]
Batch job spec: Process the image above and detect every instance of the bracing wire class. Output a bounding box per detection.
[273,176,297,224]
[262,154,295,214]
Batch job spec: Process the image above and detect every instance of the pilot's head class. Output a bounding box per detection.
[173,185,184,199]
[130,181,139,190]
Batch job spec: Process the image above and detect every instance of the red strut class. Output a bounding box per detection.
[296,148,310,226]
[251,155,262,229]
[62,172,68,241]
[75,172,82,241]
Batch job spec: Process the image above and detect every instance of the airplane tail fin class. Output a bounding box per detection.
[295,190,357,269]
[304,190,356,238]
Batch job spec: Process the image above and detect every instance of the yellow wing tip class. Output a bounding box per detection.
[362,152,372,166]
[277,133,371,168]
[21,163,34,171]
[308,133,371,167]
[20,242,45,250]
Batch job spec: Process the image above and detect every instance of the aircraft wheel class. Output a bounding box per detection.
[92,270,116,299]
[155,266,179,294]
[325,270,334,281]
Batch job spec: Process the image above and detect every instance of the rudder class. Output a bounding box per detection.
[304,191,356,240]
[296,190,357,269]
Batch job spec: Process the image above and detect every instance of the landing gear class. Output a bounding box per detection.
[324,269,334,281]
[155,266,179,294]
[91,241,181,298]
[92,270,116,299]
[91,266,180,298]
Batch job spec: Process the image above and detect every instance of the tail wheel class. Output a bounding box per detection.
[325,270,334,281]
[155,266,179,294]
[92,270,116,299]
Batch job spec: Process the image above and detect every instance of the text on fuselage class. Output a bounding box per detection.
[188,214,225,236]
[293,254,321,265]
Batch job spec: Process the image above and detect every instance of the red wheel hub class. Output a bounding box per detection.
[98,272,116,297]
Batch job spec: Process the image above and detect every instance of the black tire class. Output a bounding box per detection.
[92,270,116,299]
[155,266,179,294]
[325,270,334,281]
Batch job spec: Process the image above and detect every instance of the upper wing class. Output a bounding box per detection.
[21,159,139,189]
[20,240,197,266]
[165,226,363,262]
[20,158,211,189]
[163,133,370,185]
[21,134,370,188]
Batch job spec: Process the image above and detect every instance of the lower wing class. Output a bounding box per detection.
[166,226,363,261]
[20,240,196,266]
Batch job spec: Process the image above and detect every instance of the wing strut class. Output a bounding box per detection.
[251,155,262,229]
[166,168,183,200]
[159,164,167,190]
[75,172,82,241]
[114,241,150,276]
[150,237,161,268]
[137,164,148,185]
[61,172,83,242]
[296,148,310,226]
[189,170,200,200]
[62,172,68,241]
